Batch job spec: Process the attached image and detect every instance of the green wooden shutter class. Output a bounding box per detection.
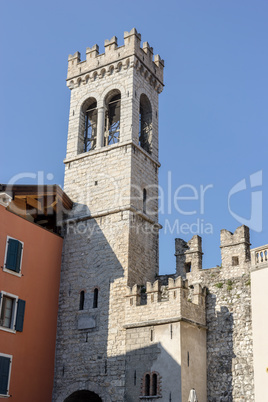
[5,239,22,273]
[15,299,26,332]
[0,356,10,395]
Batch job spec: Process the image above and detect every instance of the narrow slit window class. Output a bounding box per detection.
[93,288,98,309]
[143,189,147,213]
[79,291,85,310]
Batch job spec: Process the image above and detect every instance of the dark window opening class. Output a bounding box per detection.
[79,291,85,310]
[187,351,190,367]
[145,374,150,396]
[104,93,120,146]
[93,288,98,309]
[139,94,152,154]
[185,262,191,273]
[152,374,157,396]
[104,359,107,374]
[143,189,147,213]
[232,256,239,266]
[84,101,97,152]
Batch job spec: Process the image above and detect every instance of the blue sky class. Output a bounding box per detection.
[1,0,267,274]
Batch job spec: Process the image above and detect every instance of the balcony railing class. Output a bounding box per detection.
[251,245,268,265]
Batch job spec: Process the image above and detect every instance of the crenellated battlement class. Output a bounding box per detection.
[175,235,203,277]
[125,277,206,327]
[220,225,251,268]
[67,28,164,92]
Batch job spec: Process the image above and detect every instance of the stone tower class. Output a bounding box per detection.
[53,29,164,402]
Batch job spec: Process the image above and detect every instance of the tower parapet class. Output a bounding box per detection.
[125,278,206,327]
[175,235,203,278]
[220,225,250,268]
[67,28,164,92]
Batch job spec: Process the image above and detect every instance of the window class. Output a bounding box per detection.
[0,292,25,332]
[145,374,150,396]
[152,374,157,396]
[232,256,239,266]
[79,291,85,311]
[185,262,191,273]
[104,91,121,146]
[93,288,98,309]
[4,237,23,276]
[143,189,147,214]
[142,372,160,397]
[0,353,12,397]
[83,98,98,152]
[139,94,152,154]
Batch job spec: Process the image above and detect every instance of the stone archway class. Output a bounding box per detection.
[64,390,102,402]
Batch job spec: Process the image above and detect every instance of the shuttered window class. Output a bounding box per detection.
[0,293,25,332]
[0,355,11,396]
[5,238,23,273]
[15,299,26,332]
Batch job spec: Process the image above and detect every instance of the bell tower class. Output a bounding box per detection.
[53,29,164,402]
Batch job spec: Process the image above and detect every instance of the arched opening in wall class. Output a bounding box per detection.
[145,374,150,396]
[79,291,85,310]
[93,288,98,308]
[64,390,102,402]
[152,373,158,396]
[104,90,121,146]
[139,94,152,154]
[142,372,160,397]
[81,97,98,153]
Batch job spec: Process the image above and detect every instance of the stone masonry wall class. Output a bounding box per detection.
[184,226,254,401]
[53,214,129,402]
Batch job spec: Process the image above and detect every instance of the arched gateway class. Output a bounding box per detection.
[64,390,102,402]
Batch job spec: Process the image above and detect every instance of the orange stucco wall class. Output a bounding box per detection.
[0,205,63,401]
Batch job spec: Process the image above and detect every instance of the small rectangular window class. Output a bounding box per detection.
[0,354,12,397]
[0,292,25,332]
[232,256,239,266]
[4,237,23,276]
[185,262,191,273]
